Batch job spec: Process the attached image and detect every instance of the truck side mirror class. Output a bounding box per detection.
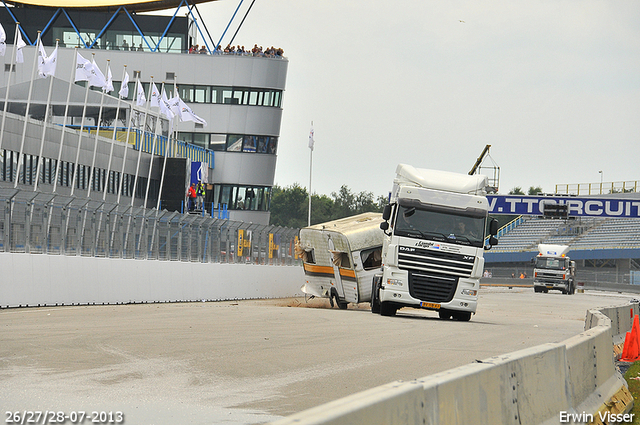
[489,218,499,236]
[484,235,498,250]
[380,222,389,231]
[382,204,392,221]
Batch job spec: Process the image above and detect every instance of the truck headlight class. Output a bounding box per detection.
[461,289,477,296]
[386,278,403,287]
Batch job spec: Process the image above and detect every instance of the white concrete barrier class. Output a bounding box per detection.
[0,253,303,308]
[271,303,637,425]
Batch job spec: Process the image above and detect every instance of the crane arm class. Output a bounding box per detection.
[469,144,491,175]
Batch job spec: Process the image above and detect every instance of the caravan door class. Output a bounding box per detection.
[327,236,358,304]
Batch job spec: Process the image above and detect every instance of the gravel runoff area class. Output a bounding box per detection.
[1,288,637,425]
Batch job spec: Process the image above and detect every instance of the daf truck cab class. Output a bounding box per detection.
[533,244,576,294]
[373,164,498,321]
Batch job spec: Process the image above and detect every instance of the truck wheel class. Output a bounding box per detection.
[380,302,397,317]
[438,309,453,320]
[569,281,575,295]
[453,311,472,322]
[534,286,541,293]
[337,300,348,310]
[370,277,381,314]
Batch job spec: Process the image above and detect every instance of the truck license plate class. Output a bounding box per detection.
[421,302,440,310]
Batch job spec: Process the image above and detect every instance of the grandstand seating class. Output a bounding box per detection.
[494,216,640,252]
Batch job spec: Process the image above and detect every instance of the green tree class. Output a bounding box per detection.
[509,186,525,195]
[528,186,543,195]
[269,184,385,227]
[269,183,309,228]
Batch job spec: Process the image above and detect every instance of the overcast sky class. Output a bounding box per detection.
[194,0,639,199]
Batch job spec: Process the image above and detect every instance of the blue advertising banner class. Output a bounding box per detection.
[486,195,640,218]
[190,162,209,185]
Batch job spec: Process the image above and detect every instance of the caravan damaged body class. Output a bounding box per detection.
[299,213,384,309]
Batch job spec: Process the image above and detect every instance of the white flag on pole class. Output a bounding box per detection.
[0,23,6,56]
[177,97,207,126]
[89,58,107,88]
[37,43,57,78]
[308,126,315,151]
[150,83,161,108]
[119,71,130,98]
[15,29,26,63]
[75,52,93,82]
[159,88,175,119]
[135,80,146,106]
[103,64,114,93]
[167,93,181,118]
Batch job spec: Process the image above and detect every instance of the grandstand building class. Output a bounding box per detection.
[0,0,287,225]
[484,191,640,285]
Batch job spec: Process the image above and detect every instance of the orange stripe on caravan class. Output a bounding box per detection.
[303,264,335,276]
[339,269,356,279]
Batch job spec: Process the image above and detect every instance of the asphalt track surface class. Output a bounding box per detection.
[1,288,637,425]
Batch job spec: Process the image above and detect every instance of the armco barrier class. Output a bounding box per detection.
[271,304,637,425]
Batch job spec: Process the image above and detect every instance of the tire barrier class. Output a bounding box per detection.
[271,303,638,425]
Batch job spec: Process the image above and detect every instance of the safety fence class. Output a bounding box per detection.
[0,188,300,265]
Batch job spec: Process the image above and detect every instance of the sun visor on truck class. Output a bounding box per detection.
[394,164,488,195]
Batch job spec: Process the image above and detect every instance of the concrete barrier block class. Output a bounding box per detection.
[480,343,570,425]
[270,380,426,425]
[417,362,512,424]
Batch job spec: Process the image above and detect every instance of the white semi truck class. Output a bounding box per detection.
[533,244,576,295]
[373,164,498,321]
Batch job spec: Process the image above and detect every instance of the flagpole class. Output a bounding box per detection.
[143,82,164,208]
[34,39,59,192]
[124,75,153,256]
[104,65,126,202]
[308,121,313,227]
[130,76,154,207]
[0,23,21,155]
[69,54,94,196]
[156,85,176,211]
[87,59,109,198]
[53,47,79,193]
[14,31,42,188]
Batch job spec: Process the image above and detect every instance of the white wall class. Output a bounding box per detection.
[0,253,303,308]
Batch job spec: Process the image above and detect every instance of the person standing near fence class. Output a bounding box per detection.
[187,183,196,212]
[196,181,205,211]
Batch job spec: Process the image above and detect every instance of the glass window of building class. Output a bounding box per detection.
[227,135,243,151]
[209,134,226,151]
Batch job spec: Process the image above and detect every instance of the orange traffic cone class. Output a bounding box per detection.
[621,315,640,362]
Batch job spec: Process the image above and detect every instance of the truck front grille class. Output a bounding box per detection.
[398,246,475,303]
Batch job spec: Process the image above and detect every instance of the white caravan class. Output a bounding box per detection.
[298,213,384,309]
[374,164,498,321]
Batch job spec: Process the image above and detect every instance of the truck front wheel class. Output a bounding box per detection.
[380,302,397,317]
[438,309,453,320]
[453,311,472,322]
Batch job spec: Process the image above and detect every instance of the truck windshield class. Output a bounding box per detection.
[393,204,485,248]
[535,258,568,270]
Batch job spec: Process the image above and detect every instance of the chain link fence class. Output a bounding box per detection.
[0,188,300,265]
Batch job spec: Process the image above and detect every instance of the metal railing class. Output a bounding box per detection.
[0,188,300,265]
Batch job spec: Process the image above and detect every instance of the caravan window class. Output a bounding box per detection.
[330,251,351,268]
[361,247,382,270]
